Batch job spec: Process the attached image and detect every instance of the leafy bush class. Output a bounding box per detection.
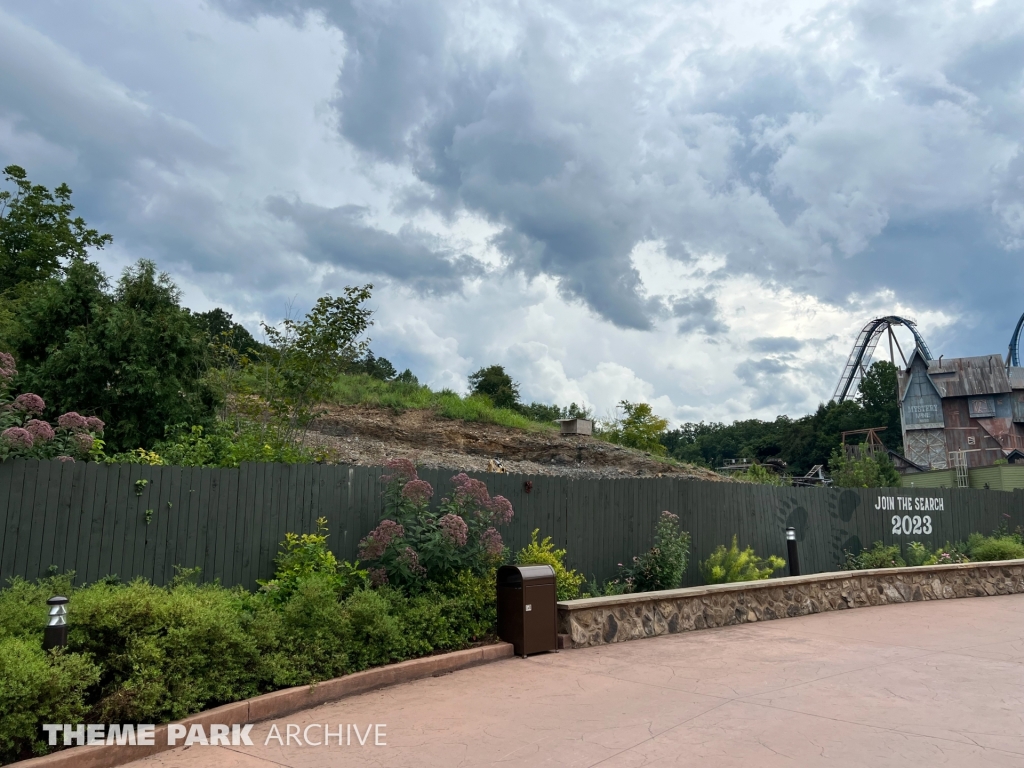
[258,517,366,603]
[905,541,929,567]
[922,542,970,565]
[105,419,328,468]
[0,639,99,763]
[601,512,692,594]
[844,540,975,570]
[358,460,514,588]
[0,517,500,763]
[701,536,785,584]
[966,533,1024,562]
[843,541,905,570]
[0,353,104,462]
[735,463,787,486]
[515,530,585,601]
[828,448,901,488]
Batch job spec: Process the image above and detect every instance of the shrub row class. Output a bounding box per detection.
[0,568,494,764]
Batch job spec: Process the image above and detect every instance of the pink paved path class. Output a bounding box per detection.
[130,594,1024,767]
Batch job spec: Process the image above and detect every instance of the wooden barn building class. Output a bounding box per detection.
[898,350,1024,470]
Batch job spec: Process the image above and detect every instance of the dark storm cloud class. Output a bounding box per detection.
[6,0,1024,364]
[265,197,480,293]
[671,294,728,336]
[211,0,1024,347]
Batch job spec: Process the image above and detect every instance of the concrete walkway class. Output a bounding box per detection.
[131,594,1024,767]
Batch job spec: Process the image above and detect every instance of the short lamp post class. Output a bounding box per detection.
[786,527,801,577]
[44,596,69,650]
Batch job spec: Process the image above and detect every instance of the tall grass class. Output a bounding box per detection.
[330,374,556,432]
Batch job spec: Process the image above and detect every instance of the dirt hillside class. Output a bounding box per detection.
[306,405,729,481]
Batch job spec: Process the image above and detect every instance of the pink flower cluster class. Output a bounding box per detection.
[58,412,89,432]
[382,457,418,485]
[25,419,54,443]
[367,567,388,586]
[2,427,33,449]
[447,473,514,525]
[86,416,105,434]
[73,433,94,454]
[397,546,426,576]
[486,495,514,525]
[438,513,468,547]
[480,527,504,557]
[401,479,434,505]
[358,519,405,559]
[0,352,15,385]
[13,393,45,415]
[451,473,490,506]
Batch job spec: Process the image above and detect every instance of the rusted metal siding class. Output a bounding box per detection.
[927,355,1010,397]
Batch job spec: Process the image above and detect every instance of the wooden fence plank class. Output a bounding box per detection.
[58,461,87,576]
[37,460,67,576]
[0,461,28,583]
[78,463,101,583]
[16,461,45,581]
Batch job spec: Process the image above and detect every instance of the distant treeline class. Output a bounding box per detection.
[659,361,902,476]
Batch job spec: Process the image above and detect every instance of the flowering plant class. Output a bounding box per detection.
[0,352,105,462]
[358,458,514,588]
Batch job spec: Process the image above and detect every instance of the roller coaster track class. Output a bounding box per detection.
[1009,311,1024,369]
[833,316,932,403]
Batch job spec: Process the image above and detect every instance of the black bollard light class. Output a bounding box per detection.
[786,527,800,577]
[43,596,69,650]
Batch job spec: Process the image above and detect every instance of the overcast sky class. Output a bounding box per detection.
[2,0,1022,425]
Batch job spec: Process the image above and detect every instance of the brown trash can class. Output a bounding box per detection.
[496,564,558,658]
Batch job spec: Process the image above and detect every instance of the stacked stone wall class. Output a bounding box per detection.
[558,561,1024,647]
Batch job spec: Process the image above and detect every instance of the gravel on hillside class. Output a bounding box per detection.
[304,405,729,481]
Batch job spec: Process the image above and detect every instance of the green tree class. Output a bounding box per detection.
[193,307,263,359]
[256,286,374,427]
[828,448,901,488]
[606,401,668,454]
[349,351,397,380]
[857,361,902,451]
[467,364,520,409]
[0,165,111,291]
[13,259,217,451]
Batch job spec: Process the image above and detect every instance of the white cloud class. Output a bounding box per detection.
[0,0,1019,428]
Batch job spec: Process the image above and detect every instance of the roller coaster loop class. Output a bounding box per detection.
[833,316,932,403]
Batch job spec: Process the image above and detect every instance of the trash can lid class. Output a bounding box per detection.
[497,564,556,586]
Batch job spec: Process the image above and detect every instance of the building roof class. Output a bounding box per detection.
[925,354,1011,397]
[1009,367,1024,390]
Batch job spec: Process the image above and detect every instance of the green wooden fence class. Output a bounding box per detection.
[2,459,1023,590]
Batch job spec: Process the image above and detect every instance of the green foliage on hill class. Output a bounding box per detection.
[660,361,903,476]
[468,364,520,409]
[602,400,669,455]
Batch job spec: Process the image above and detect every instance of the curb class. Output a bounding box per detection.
[19,642,514,768]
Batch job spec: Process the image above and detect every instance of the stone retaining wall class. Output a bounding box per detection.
[557,560,1024,648]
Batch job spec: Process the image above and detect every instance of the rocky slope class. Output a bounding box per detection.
[305,405,728,481]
